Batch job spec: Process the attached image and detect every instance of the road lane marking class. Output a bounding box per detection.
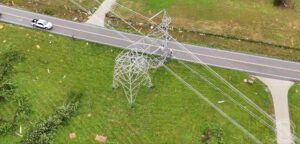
[1,18,299,81]
[2,12,300,76]
[2,4,300,67]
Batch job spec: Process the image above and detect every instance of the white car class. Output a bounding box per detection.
[31,19,53,30]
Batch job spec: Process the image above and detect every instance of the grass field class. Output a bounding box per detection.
[0,0,98,22]
[119,0,300,48]
[288,83,300,138]
[113,0,300,61]
[0,23,275,143]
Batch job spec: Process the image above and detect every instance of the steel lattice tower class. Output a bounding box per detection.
[112,10,172,107]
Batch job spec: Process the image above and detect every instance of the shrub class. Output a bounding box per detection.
[0,51,22,100]
[0,122,13,135]
[21,92,83,144]
[201,123,224,144]
[0,51,29,135]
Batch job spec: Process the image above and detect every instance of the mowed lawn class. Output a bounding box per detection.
[289,83,300,138]
[0,23,275,143]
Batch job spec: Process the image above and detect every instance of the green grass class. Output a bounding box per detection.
[114,0,300,61]
[0,0,99,21]
[119,0,300,48]
[288,83,300,137]
[0,23,275,143]
[3,0,300,60]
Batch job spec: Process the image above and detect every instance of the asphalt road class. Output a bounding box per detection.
[1,5,300,81]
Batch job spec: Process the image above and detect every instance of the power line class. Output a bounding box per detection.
[164,65,263,144]
[67,0,278,143]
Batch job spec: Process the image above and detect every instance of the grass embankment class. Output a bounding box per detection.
[0,0,98,21]
[289,83,300,137]
[114,0,300,61]
[0,23,275,143]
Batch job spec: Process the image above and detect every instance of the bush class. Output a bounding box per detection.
[0,51,22,100]
[0,122,13,135]
[21,92,83,144]
[0,51,29,135]
[201,123,224,144]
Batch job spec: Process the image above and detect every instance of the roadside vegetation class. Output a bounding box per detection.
[0,0,97,22]
[0,23,275,143]
[1,0,300,61]
[114,0,300,61]
[288,83,300,138]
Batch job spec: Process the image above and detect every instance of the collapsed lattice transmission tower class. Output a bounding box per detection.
[112,10,172,106]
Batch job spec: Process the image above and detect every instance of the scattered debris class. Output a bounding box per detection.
[244,79,254,85]
[3,40,6,43]
[36,45,40,49]
[86,42,89,46]
[47,68,51,74]
[69,132,76,140]
[95,135,107,143]
[218,100,225,104]
[244,77,255,85]
[137,22,144,26]
[87,113,92,117]
[15,125,23,137]
[264,88,269,92]
[0,24,4,30]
